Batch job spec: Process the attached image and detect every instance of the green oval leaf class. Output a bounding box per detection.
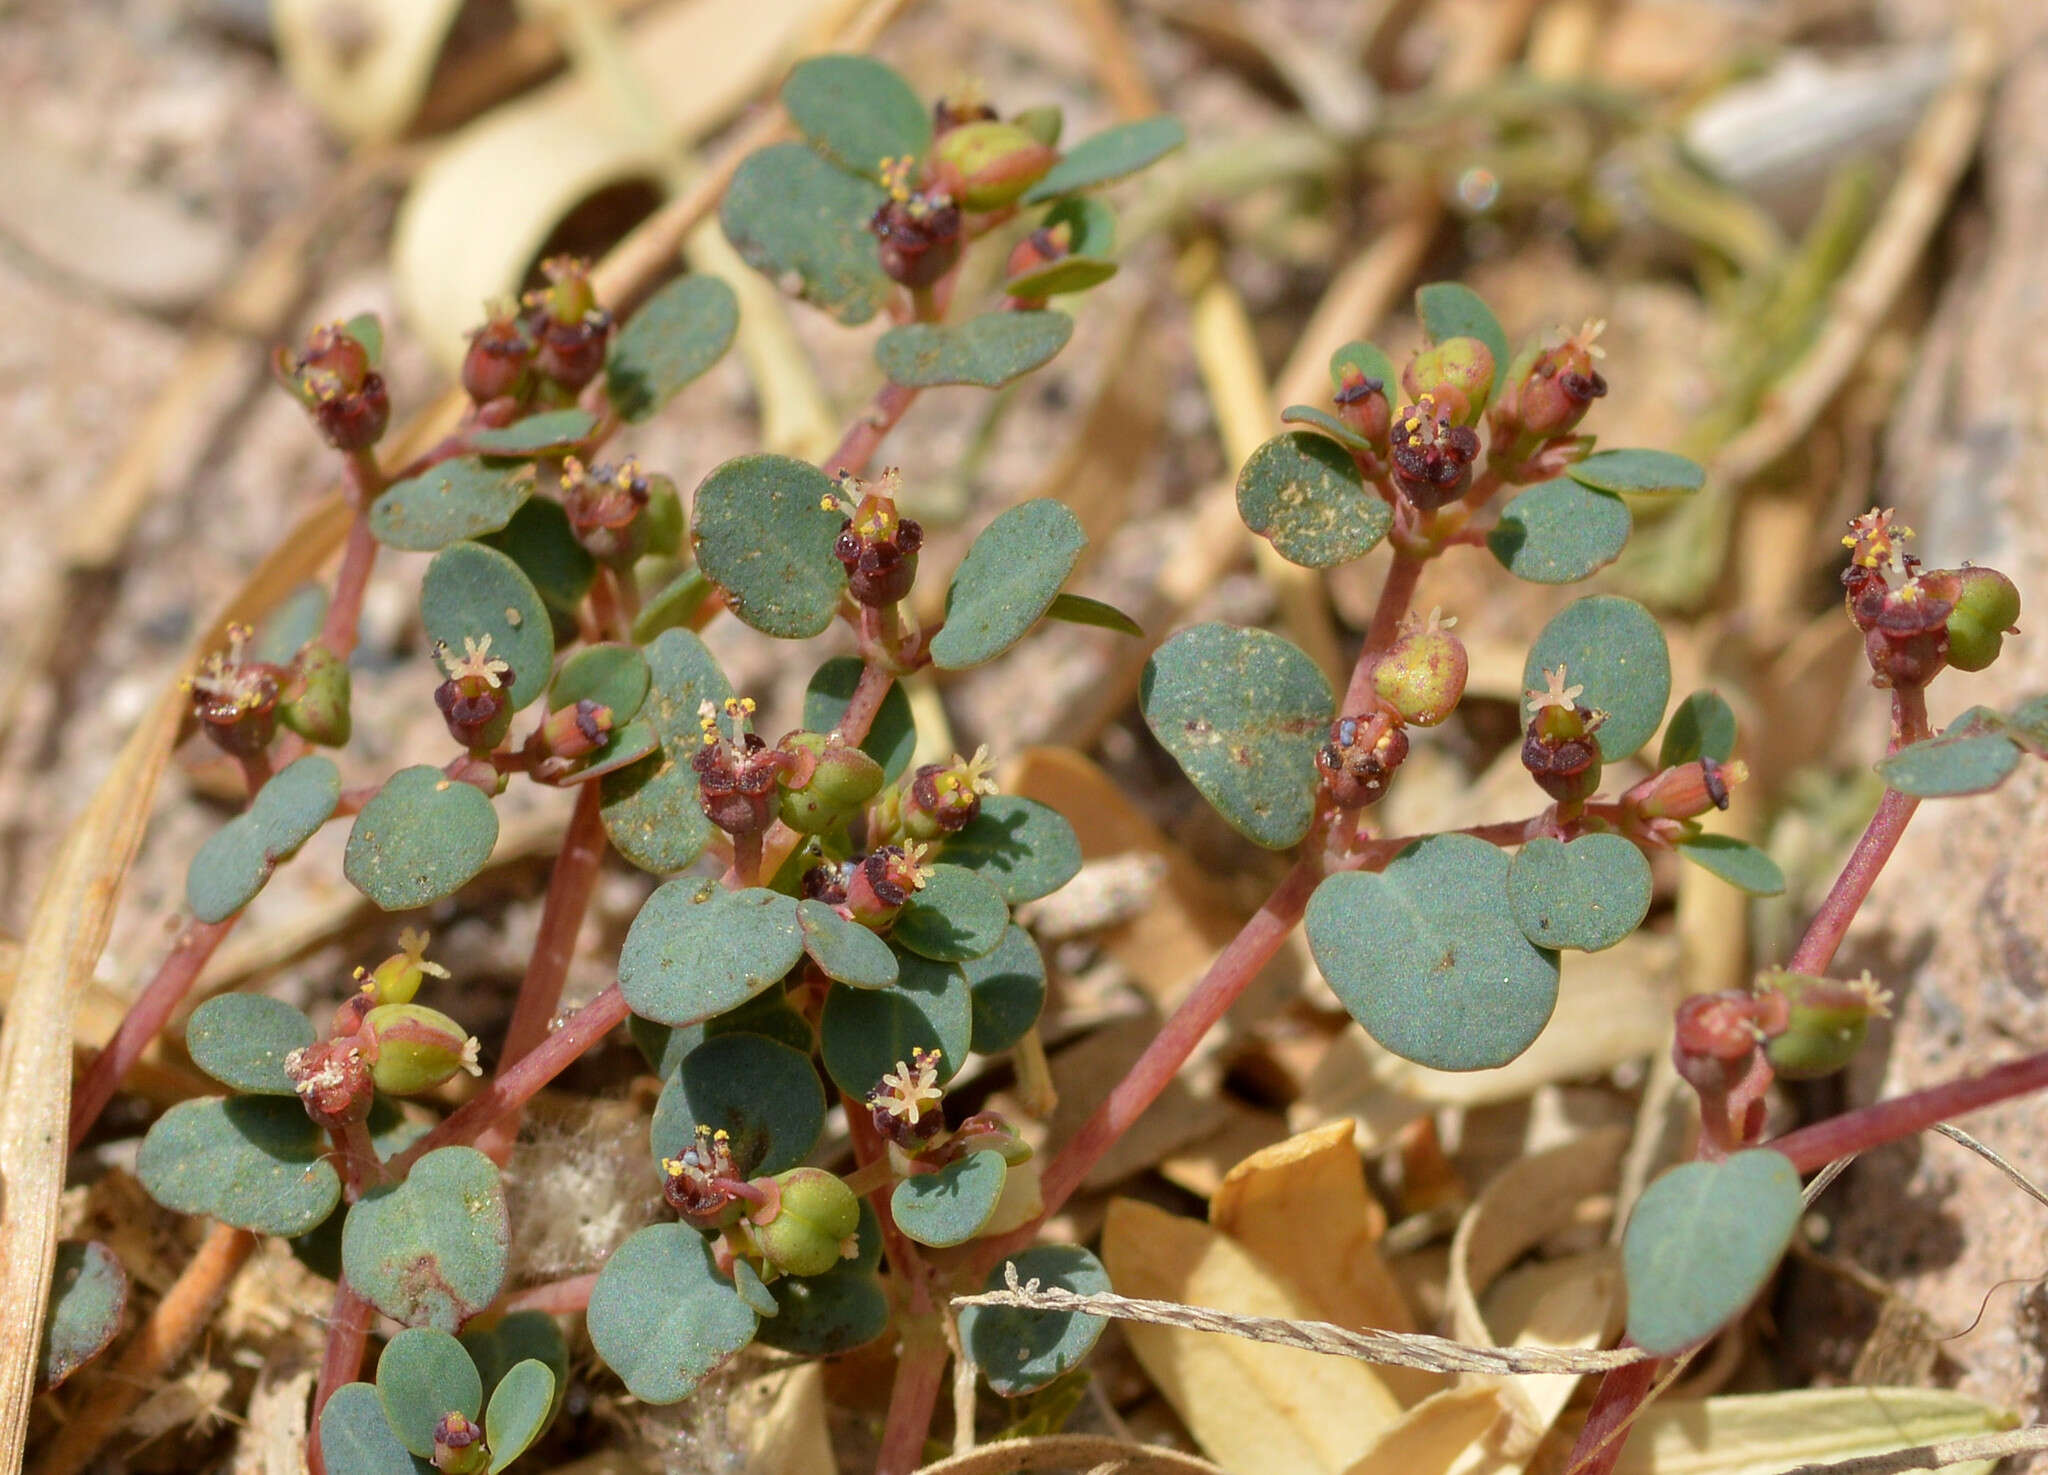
[876,310,1074,390]
[803,656,917,782]
[186,994,315,1095]
[894,864,1010,962]
[819,952,972,1097]
[600,629,731,874]
[587,1223,757,1404]
[377,1327,482,1458]
[1568,448,1706,498]
[1523,595,1671,761]
[1660,690,1738,768]
[1414,281,1508,385]
[1141,623,1333,850]
[343,1146,509,1332]
[1023,116,1185,203]
[187,754,343,923]
[1235,431,1390,569]
[606,274,740,422]
[371,458,534,552]
[1507,834,1652,952]
[461,1311,568,1423]
[782,55,931,178]
[1276,404,1374,455]
[720,142,891,326]
[549,641,650,723]
[137,1095,339,1236]
[962,1245,1112,1395]
[930,498,1086,670]
[1623,1149,1801,1354]
[1876,730,2022,798]
[630,567,714,643]
[690,453,847,639]
[964,923,1047,1055]
[1044,591,1141,637]
[799,899,899,988]
[321,1382,435,1475]
[1329,341,1395,396]
[629,988,814,1079]
[466,408,597,458]
[482,497,594,632]
[892,1150,1007,1248]
[944,796,1080,905]
[754,1264,890,1355]
[1487,478,1631,584]
[345,767,500,911]
[1306,834,1560,1071]
[420,541,554,713]
[38,1241,126,1391]
[619,880,805,1026]
[650,1032,825,1178]
[484,1359,555,1473]
[1676,833,1785,896]
[1005,256,1117,299]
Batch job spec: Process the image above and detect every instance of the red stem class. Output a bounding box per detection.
[308,1279,375,1475]
[1343,551,1426,711]
[823,382,921,479]
[1564,1355,1661,1475]
[1773,1048,2048,1175]
[834,660,896,745]
[502,1273,599,1316]
[877,1334,948,1475]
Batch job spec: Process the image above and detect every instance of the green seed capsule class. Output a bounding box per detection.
[363,1004,479,1095]
[933,121,1058,210]
[756,1167,860,1277]
[1943,567,2021,672]
[777,732,885,834]
[1758,969,1881,1081]
[280,644,352,747]
[1372,618,1469,727]
[1401,336,1495,426]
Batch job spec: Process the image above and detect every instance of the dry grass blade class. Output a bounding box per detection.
[1932,1123,2048,1210]
[1771,1424,2048,1475]
[953,1264,1648,1375]
[913,1434,1228,1475]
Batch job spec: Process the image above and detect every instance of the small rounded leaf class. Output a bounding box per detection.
[188,755,342,923]
[37,1241,126,1391]
[600,629,732,874]
[754,1265,890,1355]
[371,458,535,552]
[483,497,594,628]
[820,952,972,1097]
[1660,690,1738,768]
[1235,431,1390,569]
[376,1328,482,1458]
[1141,624,1333,850]
[461,1311,569,1421]
[320,1382,434,1475]
[892,1150,1008,1248]
[342,1146,509,1332]
[893,864,1010,962]
[466,409,597,457]
[420,542,554,713]
[803,656,917,782]
[606,275,740,423]
[346,767,500,912]
[1676,834,1786,896]
[587,1223,757,1404]
[1306,834,1560,1071]
[186,994,316,1095]
[944,796,1082,906]
[1523,595,1671,761]
[720,142,891,326]
[929,499,1087,670]
[1044,592,1141,637]
[691,454,847,639]
[620,881,805,1027]
[650,1032,826,1178]
[1487,479,1631,584]
[137,1096,339,1236]
[1507,834,1653,952]
[1876,730,2022,798]
[782,55,932,179]
[961,1245,1112,1395]
[484,1359,556,1473]
[876,311,1074,390]
[1568,447,1706,498]
[964,924,1048,1055]
[549,642,650,723]
[799,899,900,988]
[1622,1149,1802,1354]
[1023,117,1186,203]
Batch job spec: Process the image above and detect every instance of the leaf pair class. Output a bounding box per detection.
[321,1319,559,1475]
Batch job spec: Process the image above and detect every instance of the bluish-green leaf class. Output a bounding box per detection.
[893,864,1010,962]
[606,274,739,422]
[629,988,814,1079]
[1507,834,1652,953]
[1676,834,1786,896]
[1660,690,1738,768]
[721,142,891,325]
[1523,595,1671,761]
[799,898,899,988]
[484,1360,556,1473]
[345,767,500,912]
[587,1223,757,1404]
[877,311,1074,390]
[37,1242,126,1391]
[782,55,932,179]
[185,994,315,1095]
[461,1311,568,1425]
[1023,117,1185,203]
[467,408,597,457]
[630,567,714,644]
[376,1328,482,1458]
[1487,478,1631,584]
[321,1382,434,1475]
[961,1245,1112,1395]
[619,879,804,1026]
[930,498,1086,670]
[1876,730,2022,798]
[343,1146,509,1332]
[892,1150,1007,1248]
[944,796,1081,905]
[820,952,972,1097]
[1276,405,1374,455]
[371,458,534,552]
[1235,431,1390,569]
[1623,1149,1801,1354]
[1044,592,1142,637]
[690,453,846,638]
[754,1265,889,1355]
[803,656,917,782]
[1141,624,1333,850]
[1414,281,1508,385]
[650,1032,825,1178]
[600,628,731,874]
[1307,834,1560,1071]
[420,542,553,714]
[137,1095,338,1236]
[1004,256,1117,299]
[187,754,342,923]
[1568,448,1706,498]
[549,642,650,723]
[964,924,1047,1055]
[1329,341,1395,397]
[483,497,594,631]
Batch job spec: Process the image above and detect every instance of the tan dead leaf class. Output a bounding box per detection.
[740,1363,834,1474]
[1339,1386,1505,1475]
[1103,1197,1404,1475]
[1209,1121,1436,1404]
[1156,1103,1291,1201]
[1607,1387,2015,1475]
[981,1154,1045,1239]
[271,0,471,141]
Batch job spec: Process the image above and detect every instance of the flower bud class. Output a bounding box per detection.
[844,844,933,928]
[1521,667,1603,805]
[433,635,514,752]
[902,745,998,840]
[867,1048,946,1148]
[1757,969,1890,1081]
[1937,566,2021,672]
[1860,580,1951,690]
[274,321,390,452]
[461,300,534,406]
[522,257,611,391]
[361,1004,482,1095]
[279,643,352,747]
[1388,394,1482,512]
[933,121,1058,210]
[1489,321,1607,442]
[285,1039,372,1128]
[1624,756,1747,822]
[561,456,655,566]
[432,1411,488,1475]
[754,1167,860,1277]
[693,697,794,837]
[802,860,851,905]
[870,159,962,289]
[1333,366,1391,447]
[186,624,284,760]
[1005,222,1072,291]
[535,699,614,764]
[828,469,923,606]
[1316,712,1409,809]
[662,1125,743,1223]
[1401,336,1494,427]
[360,927,451,1007]
[1372,610,1468,727]
[776,731,885,834]
[932,88,999,134]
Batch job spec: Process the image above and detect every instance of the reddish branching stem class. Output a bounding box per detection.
[824,382,921,480]
[309,1279,375,1475]
[501,1272,599,1317]
[1344,551,1426,712]
[1773,1048,2048,1176]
